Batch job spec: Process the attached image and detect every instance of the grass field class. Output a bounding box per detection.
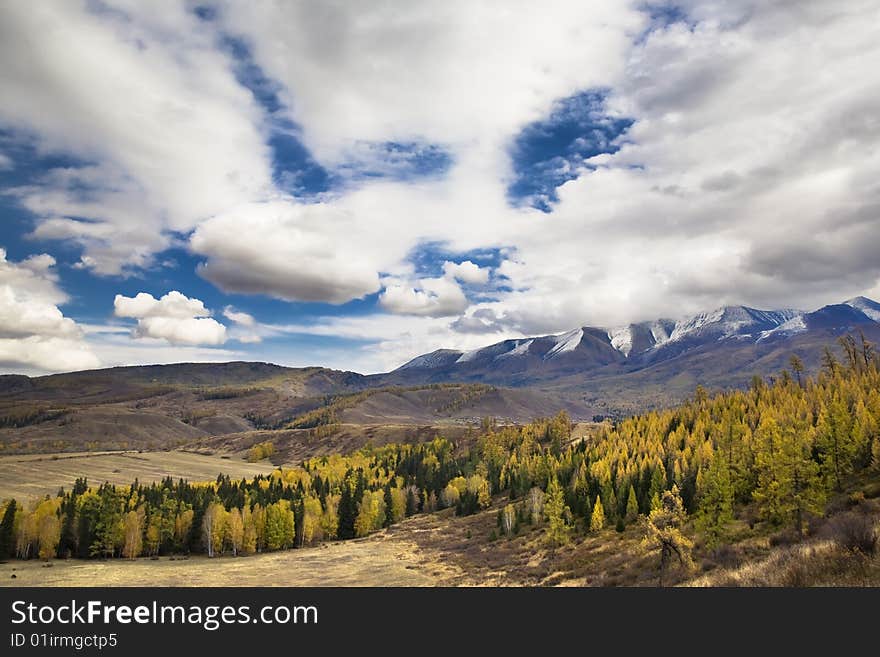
[0,450,277,501]
[0,535,454,587]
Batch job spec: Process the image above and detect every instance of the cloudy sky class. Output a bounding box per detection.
[1,0,879,375]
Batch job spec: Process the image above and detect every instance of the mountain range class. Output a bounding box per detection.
[1,296,878,454]
[384,296,880,388]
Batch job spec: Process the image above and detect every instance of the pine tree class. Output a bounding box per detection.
[337,476,356,540]
[590,495,605,532]
[0,499,17,558]
[383,483,394,528]
[625,485,639,522]
[695,454,734,548]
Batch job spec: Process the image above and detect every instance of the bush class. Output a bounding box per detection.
[824,513,878,556]
[769,528,802,548]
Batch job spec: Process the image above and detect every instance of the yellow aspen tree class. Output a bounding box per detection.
[122,508,144,560]
[227,507,244,556]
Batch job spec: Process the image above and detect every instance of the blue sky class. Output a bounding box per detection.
[1,1,879,375]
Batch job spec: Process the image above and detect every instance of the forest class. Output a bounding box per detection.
[1,336,878,577]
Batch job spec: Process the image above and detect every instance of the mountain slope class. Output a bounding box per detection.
[379,298,880,394]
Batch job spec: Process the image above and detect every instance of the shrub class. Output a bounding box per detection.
[824,513,878,556]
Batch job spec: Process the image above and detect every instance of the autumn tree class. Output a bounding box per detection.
[590,495,605,532]
[544,476,571,546]
[643,486,694,586]
[300,496,323,545]
[122,508,145,560]
[695,454,734,548]
[753,415,825,532]
[227,507,244,556]
[265,500,295,550]
[202,502,227,557]
[500,504,516,536]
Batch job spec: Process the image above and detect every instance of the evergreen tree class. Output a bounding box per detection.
[625,485,639,522]
[0,499,16,558]
[753,415,825,532]
[543,476,570,546]
[337,476,356,540]
[383,482,394,528]
[695,454,734,548]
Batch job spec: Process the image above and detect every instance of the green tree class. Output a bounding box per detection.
[625,485,639,522]
[815,396,856,491]
[0,499,17,558]
[695,454,734,548]
[543,476,570,546]
[753,415,825,532]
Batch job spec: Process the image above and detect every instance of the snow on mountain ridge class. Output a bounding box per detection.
[544,328,584,360]
[757,314,807,342]
[846,296,880,322]
[398,349,461,370]
[608,326,634,357]
[496,339,534,360]
[394,298,878,371]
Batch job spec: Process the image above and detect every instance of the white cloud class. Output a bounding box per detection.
[114,290,211,320]
[0,248,99,372]
[443,260,489,285]
[0,1,272,275]
[379,275,469,317]
[217,0,642,162]
[191,199,385,303]
[3,1,880,372]
[113,291,227,346]
[222,306,263,343]
[223,306,255,327]
[271,313,522,374]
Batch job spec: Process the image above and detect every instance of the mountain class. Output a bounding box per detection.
[382,298,880,393]
[1,296,878,454]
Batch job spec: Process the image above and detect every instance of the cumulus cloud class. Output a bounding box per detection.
[379,275,469,317]
[114,291,227,346]
[443,260,490,285]
[0,249,99,372]
[191,200,386,303]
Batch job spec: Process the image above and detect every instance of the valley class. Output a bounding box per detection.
[1,299,879,587]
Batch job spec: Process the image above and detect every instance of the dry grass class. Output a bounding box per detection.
[688,505,880,587]
[0,533,458,588]
[0,450,277,501]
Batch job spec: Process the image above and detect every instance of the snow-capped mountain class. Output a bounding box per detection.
[390,297,880,387]
[845,296,880,322]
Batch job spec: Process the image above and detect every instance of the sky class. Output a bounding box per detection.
[1,0,879,376]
